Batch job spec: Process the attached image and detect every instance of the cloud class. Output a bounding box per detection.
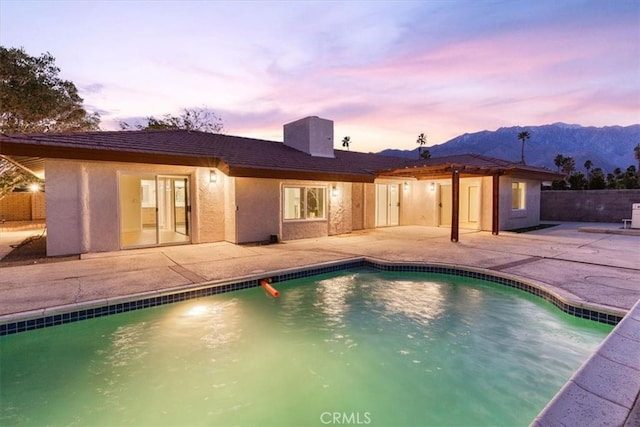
[4,0,637,151]
[80,83,105,94]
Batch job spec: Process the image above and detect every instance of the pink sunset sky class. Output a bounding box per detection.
[1,0,638,152]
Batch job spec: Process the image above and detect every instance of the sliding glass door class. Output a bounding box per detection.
[119,174,190,248]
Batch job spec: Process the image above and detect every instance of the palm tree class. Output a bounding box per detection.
[517,130,530,164]
[342,136,351,151]
[561,156,576,177]
[416,133,427,159]
[583,160,593,189]
[554,154,565,172]
[634,144,640,171]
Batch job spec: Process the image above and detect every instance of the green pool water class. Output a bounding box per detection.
[0,270,612,426]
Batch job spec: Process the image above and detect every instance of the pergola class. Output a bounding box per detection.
[379,159,563,242]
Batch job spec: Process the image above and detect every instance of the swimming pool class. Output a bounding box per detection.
[0,269,611,426]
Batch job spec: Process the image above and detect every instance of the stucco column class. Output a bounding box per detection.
[492,173,500,235]
[80,164,90,253]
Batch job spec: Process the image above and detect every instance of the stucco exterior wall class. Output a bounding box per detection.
[234,177,280,243]
[400,180,437,226]
[45,160,83,256]
[480,176,494,231]
[390,175,543,232]
[363,183,377,229]
[351,182,365,230]
[194,167,226,244]
[234,178,355,243]
[223,174,237,243]
[399,178,488,230]
[279,179,352,241]
[499,176,541,230]
[45,159,224,256]
[282,219,328,240]
[328,182,352,235]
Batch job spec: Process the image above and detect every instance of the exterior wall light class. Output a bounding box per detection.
[403,182,409,191]
[209,170,218,183]
[29,183,41,192]
[331,185,337,197]
[430,182,435,192]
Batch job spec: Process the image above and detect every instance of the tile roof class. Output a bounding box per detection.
[0,130,561,182]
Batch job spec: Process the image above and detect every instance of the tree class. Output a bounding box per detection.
[416,133,427,159]
[120,108,224,133]
[607,167,624,189]
[0,160,41,199]
[554,154,565,172]
[561,156,576,177]
[0,46,100,133]
[587,168,606,189]
[634,144,640,171]
[567,172,586,190]
[1,46,99,197]
[341,136,351,151]
[583,160,593,188]
[517,130,530,164]
[621,165,639,189]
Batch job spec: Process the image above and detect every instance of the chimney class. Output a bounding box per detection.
[283,116,334,158]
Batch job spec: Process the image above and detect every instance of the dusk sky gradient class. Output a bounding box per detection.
[1,0,639,152]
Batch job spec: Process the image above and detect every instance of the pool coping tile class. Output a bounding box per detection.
[0,257,626,333]
[531,381,630,427]
[533,297,640,427]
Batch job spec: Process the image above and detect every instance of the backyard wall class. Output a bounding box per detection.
[540,189,640,222]
[0,192,46,221]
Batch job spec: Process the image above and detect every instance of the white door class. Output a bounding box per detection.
[376,184,400,227]
[388,184,399,226]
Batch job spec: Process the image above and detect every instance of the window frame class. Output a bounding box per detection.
[283,185,327,221]
[511,181,526,210]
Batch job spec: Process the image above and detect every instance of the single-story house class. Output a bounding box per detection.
[0,116,562,256]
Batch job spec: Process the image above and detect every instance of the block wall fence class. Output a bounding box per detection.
[540,189,640,223]
[0,192,46,221]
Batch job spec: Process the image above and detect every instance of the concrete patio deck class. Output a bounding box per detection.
[1,222,639,426]
[1,222,637,317]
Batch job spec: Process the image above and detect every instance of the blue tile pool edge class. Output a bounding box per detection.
[0,257,626,336]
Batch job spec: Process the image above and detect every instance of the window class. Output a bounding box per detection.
[140,179,156,208]
[283,186,326,220]
[511,182,526,210]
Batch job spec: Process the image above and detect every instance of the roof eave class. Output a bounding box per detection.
[0,141,220,169]
[504,167,565,181]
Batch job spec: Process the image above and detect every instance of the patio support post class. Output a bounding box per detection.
[492,173,500,235]
[451,169,460,242]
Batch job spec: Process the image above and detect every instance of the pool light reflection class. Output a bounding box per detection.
[186,304,208,317]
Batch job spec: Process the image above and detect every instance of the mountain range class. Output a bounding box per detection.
[379,123,640,173]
